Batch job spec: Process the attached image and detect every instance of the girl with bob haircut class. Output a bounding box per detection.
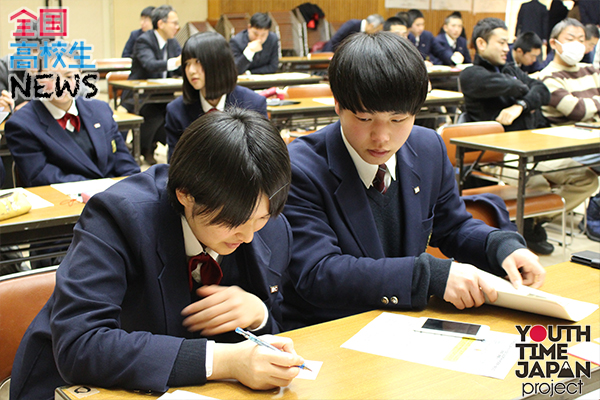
[10,108,304,400]
[165,32,267,160]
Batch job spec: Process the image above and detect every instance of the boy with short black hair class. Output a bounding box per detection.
[122,6,155,58]
[407,9,441,66]
[383,16,409,38]
[433,13,471,66]
[230,13,279,74]
[507,31,545,73]
[281,32,545,330]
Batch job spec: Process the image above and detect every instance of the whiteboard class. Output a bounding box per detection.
[473,0,507,13]
[431,0,471,12]
[385,0,430,9]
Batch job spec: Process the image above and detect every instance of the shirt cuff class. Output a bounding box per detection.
[243,47,256,62]
[250,302,269,331]
[167,57,179,71]
[205,340,215,378]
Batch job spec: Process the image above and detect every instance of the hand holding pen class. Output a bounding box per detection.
[236,327,312,371]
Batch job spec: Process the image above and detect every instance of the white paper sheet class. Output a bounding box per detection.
[568,342,600,365]
[312,97,335,106]
[0,187,53,209]
[50,178,117,203]
[341,313,521,379]
[479,270,599,322]
[238,72,313,81]
[158,390,219,399]
[296,360,323,380]
[531,126,600,140]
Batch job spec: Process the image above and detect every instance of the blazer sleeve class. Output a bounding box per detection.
[121,31,137,58]
[517,67,550,109]
[164,99,188,162]
[134,35,168,74]
[250,34,279,74]
[49,191,192,393]
[431,37,454,66]
[460,66,529,99]
[230,35,251,75]
[5,113,92,186]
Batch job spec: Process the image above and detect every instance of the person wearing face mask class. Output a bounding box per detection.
[230,13,280,74]
[537,18,600,243]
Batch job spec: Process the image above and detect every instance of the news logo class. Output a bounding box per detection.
[7,7,99,101]
[515,325,592,397]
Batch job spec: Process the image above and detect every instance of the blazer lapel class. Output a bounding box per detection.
[326,122,385,258]
[76,99,106,176]
[34,101,102,177]
[155,192,191,338]
[396,140,425,255]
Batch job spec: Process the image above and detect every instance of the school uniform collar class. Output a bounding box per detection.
[200,92,226,113]
[154,29,167,50]
[180,215,221,262]
[360,19,367,32]
[41,99,79,119]
[445,33,456,49]
[340,125,396,189]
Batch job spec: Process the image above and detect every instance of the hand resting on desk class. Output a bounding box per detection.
[181,285,265,336]
[211,335,304,390]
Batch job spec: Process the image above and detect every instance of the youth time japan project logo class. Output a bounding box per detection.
[7,7,99,101]
[515,325,593,397]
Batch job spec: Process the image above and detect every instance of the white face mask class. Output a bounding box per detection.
[555,40,586,66]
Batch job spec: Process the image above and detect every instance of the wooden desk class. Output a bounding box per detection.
[56,262,599,400]
[450,127,600,234]
[279,55,332,71]
[267,90,464,129]
[86,58,132,79]
[236,73,323,90]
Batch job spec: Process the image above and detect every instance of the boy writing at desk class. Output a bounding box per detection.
[281,32,546,330]
[10,109,305,400]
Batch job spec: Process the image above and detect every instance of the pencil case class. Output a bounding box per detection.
[0,191,32,220]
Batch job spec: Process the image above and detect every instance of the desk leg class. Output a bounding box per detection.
[456,146,465,194]
[132,125,141,165]
[516,156,527,234]
[133,91,140,115]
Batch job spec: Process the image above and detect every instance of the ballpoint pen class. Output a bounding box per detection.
[235,327,312,371]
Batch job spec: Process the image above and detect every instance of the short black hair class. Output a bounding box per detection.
[471,18,507,49]
[585,24,600,40]
[550,18,584,40]
[250,13,272,30]
[444,12,463,25]
[152,5,174,30]
[383,17,408,32]
[141,6,155,18]
[407,9,424,28]
[181,32,237,103]
[329,32,428,115]
[168,108,291,227]
[513,31,543,53]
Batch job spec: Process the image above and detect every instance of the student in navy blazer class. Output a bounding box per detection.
[230,13,279,74]
[10,109,305,400]
[433,14,472,66]
[4,56,140,187]
[166,32,267,161]
[121,6,155,58]
[122,5,182,165]
[322,14,383,52]
[281,33,546,330]
[407,9,441,65]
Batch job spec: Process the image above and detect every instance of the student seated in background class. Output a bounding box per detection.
[121,6,155,58]
[506,31,546,73]
[4,51,140,187]
[122,4,182,165]
[383,16,409,39]
[322,14,384,52]
[433,12,471,66]
[280,32,545,331]
[165,32,267,161]
[582,23,599,64]
[230,13,279,75]
[407,9,441,66]
[10,109,304,400]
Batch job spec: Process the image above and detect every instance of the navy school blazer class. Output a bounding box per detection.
[408,30,442,65]
[432,33,472,66]
[9,165,292,400]
[164,86,268,161]
[281,121,502,330]
[4,98,140,186]
[230,30,279,75]
[323,19,361,52]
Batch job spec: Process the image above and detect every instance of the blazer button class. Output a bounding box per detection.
[381,296,389,305]
[391,296,398,305]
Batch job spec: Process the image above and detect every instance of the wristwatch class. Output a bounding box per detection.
[515,99,528,111]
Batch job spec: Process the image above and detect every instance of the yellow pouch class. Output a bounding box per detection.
[0,191,32,220]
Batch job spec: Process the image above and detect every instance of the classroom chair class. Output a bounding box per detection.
[0,266,57,400]
[439,122,567,255]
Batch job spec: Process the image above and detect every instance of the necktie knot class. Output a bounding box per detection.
[206,107,218,114]
[57,113,80,132]
[373,164,388,194]
[188,252,223,291]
